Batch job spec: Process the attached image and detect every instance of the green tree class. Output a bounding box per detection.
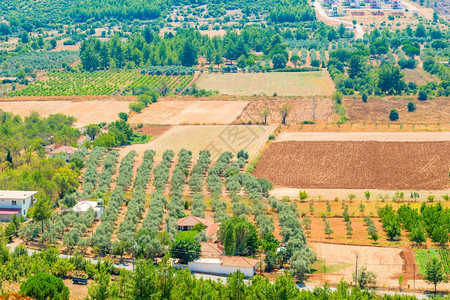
[280,104,291,125]
[30,194,52,234]
[260,108,270,125]
[418,90,428,101]
[272,53,287,69]
[20,273,69,300]
[54,167,79,198]
[353,266,377,289]
[86,124,101,140]
[170,231,201,264]
[423,257,446,294]
[389,109,399,121]
[88,264,111,300]
[407,101,416,112]
[93,133,117,149]
[378,64,405,94]
[180,40,198,67]
[348,55,366,79]
[290,55,300,67]
[218,217,260,256]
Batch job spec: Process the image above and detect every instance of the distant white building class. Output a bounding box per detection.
[0,190,37,222]
[73,200,104,220]
[188,256,258,277]
[350,0,360,8]
[391,0,402,9]
[370,0,381,8]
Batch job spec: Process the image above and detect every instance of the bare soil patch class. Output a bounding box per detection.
[310,242,404,289]
[234,98,333,124]
[344,96,450,124]
[137,125,172,136]
[0,100,131,127]
[128,100,248,125]
[253,140,450,190]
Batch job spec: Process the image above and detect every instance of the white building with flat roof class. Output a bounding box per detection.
[73,200,104,220]
[0,191,37,222]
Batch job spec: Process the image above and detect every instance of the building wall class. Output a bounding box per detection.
[188,262,256,277]
[0,195,33,217]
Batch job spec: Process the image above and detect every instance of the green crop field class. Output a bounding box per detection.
[414,248,450,275]
[8,71,194,97]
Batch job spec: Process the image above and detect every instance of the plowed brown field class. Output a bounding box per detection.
[253,141,450,190]
[234,98,333,124]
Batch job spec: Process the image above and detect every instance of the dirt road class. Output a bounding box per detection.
[313,2,365,39]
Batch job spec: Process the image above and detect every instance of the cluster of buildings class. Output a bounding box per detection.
[325,0,402,15]
[177,216,258,277]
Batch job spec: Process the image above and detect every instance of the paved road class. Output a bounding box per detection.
[313,3,365,39]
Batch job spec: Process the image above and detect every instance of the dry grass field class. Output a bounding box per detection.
[253,140,450,190]
[118,124,277,159]
[234,98,333,124]
[344,96,450,124]
[403,68,441,85]
[0,100,130,127]
[196,71,335,96]
[128,100,249,125]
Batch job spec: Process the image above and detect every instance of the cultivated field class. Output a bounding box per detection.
[118,124,277,159]
[253,140,450,189]
[234,98,333,124]
[344,96,450,124]
[196,71,335,96]
[129,100,249,125]
[0,100,130,127]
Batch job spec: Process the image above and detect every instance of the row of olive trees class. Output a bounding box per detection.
[96,150,119,194]
[272,199,316,280]
[188,150,211,193]
[91,151,136,254]
[82,147,107,198]
[117,150,155,244]
[152,150,174,192]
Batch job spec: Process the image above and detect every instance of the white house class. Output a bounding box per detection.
[188,256,258,277]
[0,190,37,222]
[73,200,104,220]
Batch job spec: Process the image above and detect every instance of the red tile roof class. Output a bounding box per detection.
[177,216,211,227]
[221,256,258,268]
[50,146,78,155]
[200,242,223,258]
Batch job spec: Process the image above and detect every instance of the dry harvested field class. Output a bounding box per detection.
[234,98,333,124]
[253,140,450,190]
[196,71,335,96]
[344,96,450,124]
[403,68,440,85]
[275,131,450,142]
[118,125,276,159]
[283,122,450,132]
[128,100,248,125]
[0,100,130,127]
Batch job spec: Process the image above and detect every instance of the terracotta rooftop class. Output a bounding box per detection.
[50,146,79,155]
[200,242,223,258]
[206,222,220,238]
[177,216,211,227]
[221,256,258,268]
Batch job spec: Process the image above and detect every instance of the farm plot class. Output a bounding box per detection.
[0,100,130,127]
[234,98,333,124]
[129,100,249,125]
[344,96,450,124]
[253,140,450,190]
[310,242,404,289]
[196,71,335,96]
[126,74,194,92]
[117,125,276,159]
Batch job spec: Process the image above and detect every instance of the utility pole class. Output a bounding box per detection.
[312,96,316,121]
[355,254,358,287]
[413,264,416,290]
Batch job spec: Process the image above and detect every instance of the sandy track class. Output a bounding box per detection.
[129,100,249,125]
[253,140,450,190]
[0,100,130,127]
[275,131,450,142]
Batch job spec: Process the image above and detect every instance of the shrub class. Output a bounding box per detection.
[418,90,427,101]
[389,109,399,121]
[407,101,416,112]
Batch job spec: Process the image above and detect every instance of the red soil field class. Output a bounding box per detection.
[253,141,450,190]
